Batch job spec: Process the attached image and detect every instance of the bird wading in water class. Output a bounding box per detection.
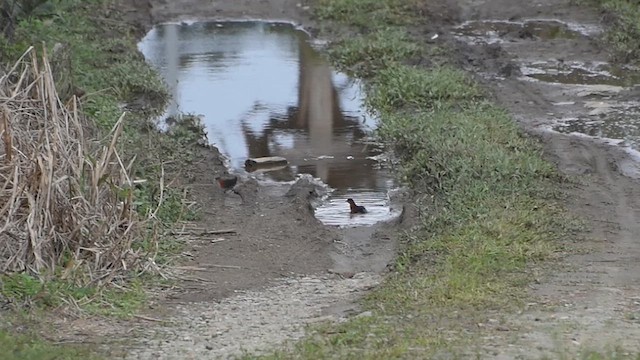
[346,198,367,214]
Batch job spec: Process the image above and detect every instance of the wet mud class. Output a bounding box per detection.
[450,1,640,357]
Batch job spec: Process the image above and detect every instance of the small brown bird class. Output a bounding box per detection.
[346,198,367,214]
[215,174,238,190]
[215,174,242,199]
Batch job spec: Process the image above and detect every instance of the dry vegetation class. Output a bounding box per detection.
[0,46,160,294]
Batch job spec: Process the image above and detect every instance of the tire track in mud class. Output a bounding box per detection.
[449,0,640,356]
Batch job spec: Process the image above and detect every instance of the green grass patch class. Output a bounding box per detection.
[314,0,422,30]
[574,0,640,64]
[379,105,558,195]
[327,28,421,77]
[0,330,100,360]
[0,0,167,128]
[368,65,483,112]
[248,0,575,358]
[1,272,145,317]
[599,0,640,64]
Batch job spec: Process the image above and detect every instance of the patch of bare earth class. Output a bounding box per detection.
[444,0,640,357]
[148,0,316,27]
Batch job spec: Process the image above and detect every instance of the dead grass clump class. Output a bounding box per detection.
[0,46,152,286]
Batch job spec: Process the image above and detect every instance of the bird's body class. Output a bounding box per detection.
[346,198,367,214]
[215,175,238,190]
[215,174,243,200]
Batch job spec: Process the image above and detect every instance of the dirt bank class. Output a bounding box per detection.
[149,0,314,25]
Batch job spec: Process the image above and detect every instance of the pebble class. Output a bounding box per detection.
[356,311,373,318]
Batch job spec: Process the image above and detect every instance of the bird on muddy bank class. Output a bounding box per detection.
[215,174,243,200]
[215,174,237,189]
[346,198,367,214]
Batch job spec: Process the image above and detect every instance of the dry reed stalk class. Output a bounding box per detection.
[0,46,153,286]
[0,105,12,161]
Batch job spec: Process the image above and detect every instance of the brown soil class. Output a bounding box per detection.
[163,150,334,302]
[149,0,313,24]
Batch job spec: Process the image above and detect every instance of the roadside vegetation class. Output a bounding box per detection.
[576,0,640,64]
[597,0,640,64]
[0,330,100,360]
[0,0,200,357]
[250,0,577,358]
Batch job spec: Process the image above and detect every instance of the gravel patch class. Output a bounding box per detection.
[123,272,381,359]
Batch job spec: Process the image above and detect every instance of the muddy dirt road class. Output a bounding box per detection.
[94,0,640,358]
[450,0,640,356]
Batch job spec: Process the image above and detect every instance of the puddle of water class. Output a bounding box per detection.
[313,191,402,228]
[138,21,396,227]
[551,102,640,149]
[453,19,596,44]
[537,124,640,180]
[520,61,640,87]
